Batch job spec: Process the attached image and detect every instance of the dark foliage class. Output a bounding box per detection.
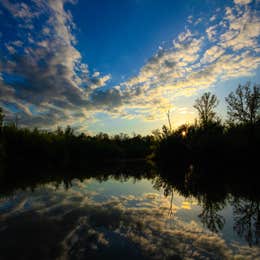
[225,82,260,126]
[0,124,154,174]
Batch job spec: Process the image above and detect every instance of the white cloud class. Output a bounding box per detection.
[220,5,260,50]
[210,15,217,22]
[12,40,23,47]
[234,0,252,5]
[201,46,225,64]
[206,25,218,41]
[5,44,16,54]
[1,0,36,19]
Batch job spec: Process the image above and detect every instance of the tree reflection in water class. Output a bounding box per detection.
[152,161,260,246]
[0,161,259,247]
[198,200,226,233]
[233,199,260,246]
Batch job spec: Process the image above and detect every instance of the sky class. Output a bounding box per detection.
[0,0,259,135]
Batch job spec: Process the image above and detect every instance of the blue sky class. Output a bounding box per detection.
[0,0,259,134]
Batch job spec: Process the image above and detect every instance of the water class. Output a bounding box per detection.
[0,166,259,259]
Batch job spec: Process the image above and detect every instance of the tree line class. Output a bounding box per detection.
[0,82,259,174]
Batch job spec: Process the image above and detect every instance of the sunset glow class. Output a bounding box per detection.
[0,0,259,134]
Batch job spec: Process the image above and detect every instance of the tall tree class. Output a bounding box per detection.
[193,92,219,126]
[225,82,260,126]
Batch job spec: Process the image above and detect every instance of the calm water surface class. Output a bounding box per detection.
[0,170,259,259]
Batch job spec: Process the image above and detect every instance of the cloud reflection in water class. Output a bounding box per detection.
[0,178,259,259]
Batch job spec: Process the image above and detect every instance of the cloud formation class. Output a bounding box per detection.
[0,0,259,130]
[0,0,110,128]
[115,1,260,121]
[234,0,252,5]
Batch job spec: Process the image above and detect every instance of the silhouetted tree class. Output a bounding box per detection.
[0,107,6,172]
[225,82,260,126]
[0,107,4,128]
[193,92,219,127]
